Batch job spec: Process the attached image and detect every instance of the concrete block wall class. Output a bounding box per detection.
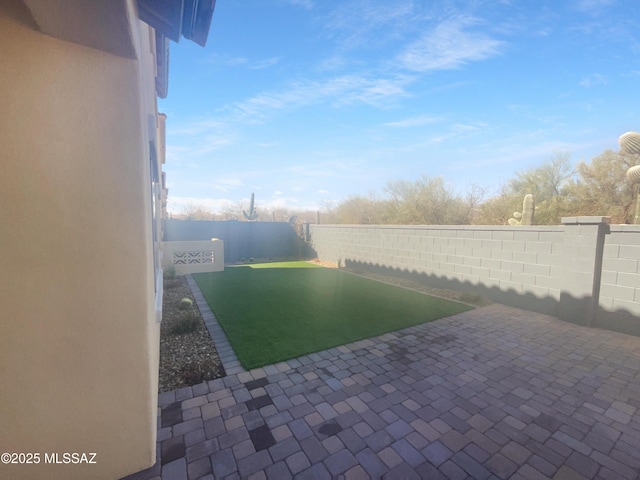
[164,220,308,262]
[162,239,225,275]
[309,218,639,335]
[310,224,564,305]
[598,225,640,333]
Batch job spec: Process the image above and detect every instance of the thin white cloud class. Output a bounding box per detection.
[284,0,314,9]
[204,54,248,67]
[416,122,488,147]
[576,0,616,13]
[228,73,412,121]
[426,81,472,94]
[249,57,281,70]
[323,0,418,50]
[213,178,244,193]
[455,138,592,171]
[397,16,504,72]
[506,103,561,125]
[342,77,411,107]
[165,133,236,164]
[268,196,301,208]
[382,115,443,128]
[579,73,607,88]
[205,54,280,70]
[316,55,349,72]
[170,119,225,136]
[190,134,235,156]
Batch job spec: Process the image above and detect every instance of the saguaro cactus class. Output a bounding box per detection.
[628,165,640,183]
[619,131,640,154]
[619,132,640,224]
[626,165,640,224]
[508,194,535,225]
[242,193,258,221]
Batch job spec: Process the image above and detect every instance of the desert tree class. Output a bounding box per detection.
[473,183,522,225]
[565,149,640,223]
[332,195,384,224]
[506,152,575,225]
[382,176,470,225]
[180,202,215,220]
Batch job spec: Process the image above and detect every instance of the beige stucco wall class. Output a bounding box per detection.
[0,3,160,479]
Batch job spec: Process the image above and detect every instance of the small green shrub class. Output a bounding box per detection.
[249,257,255,262]
[170,312,200,335]
[459,292,484,305]
[163,265,176,280]
[178,297,193,310]
[179,357,219,384]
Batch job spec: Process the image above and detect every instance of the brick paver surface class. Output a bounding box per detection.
[123,296,640,480]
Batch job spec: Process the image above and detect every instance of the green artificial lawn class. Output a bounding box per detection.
[194,262,473,369]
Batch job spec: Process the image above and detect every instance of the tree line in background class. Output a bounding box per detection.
[175,148,640,226]
[174,201,320,224]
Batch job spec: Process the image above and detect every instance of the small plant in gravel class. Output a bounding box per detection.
[179,357,221,385]
[163,265,176,279]
[170,311,200,335]
[163,266,179,289]
[459,292,484,305]
[178,297,193,310]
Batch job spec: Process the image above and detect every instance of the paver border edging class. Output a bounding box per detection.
[186,274,246,375]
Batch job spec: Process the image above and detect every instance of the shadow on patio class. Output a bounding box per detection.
[124,296,640,480]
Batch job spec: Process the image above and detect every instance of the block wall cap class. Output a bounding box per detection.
[561,216,611,225]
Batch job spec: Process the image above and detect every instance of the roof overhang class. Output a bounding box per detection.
[22,0,139,59]
[137,0,216,47]
[20,0,216,99]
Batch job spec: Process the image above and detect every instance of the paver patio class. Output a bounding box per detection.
[124,277,640,480]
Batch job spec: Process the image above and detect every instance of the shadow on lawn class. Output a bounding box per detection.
[193,265,474,369]
[343,259,640,337]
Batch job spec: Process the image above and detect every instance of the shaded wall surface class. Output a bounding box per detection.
[598,225,640,333]
[309,219,640,335]
[164,220,311,262]
[0,3,160,480]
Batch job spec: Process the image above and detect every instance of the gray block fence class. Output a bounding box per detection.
[309,217,640,336]
[164,220,312,263]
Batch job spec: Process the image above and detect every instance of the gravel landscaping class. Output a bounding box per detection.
[159,275,224,392]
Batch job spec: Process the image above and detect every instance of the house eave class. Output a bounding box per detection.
[22,0,139,59]
[137,0,216,47]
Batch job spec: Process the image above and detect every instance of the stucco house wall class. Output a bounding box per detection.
[0,1,164,479]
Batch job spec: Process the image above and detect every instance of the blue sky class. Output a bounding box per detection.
[160,0,640,215]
